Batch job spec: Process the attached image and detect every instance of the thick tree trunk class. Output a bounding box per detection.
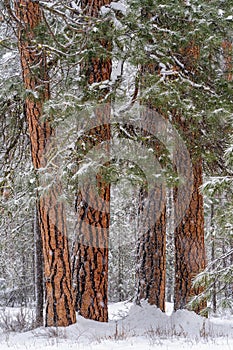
[172,41,207,315]
[135,186,166,311]
[72,110,111,322]
[173,157,206,313]
[71,0,111,322]
[166,189,175,304]
[135,62,166,311]
[15,0,76,327]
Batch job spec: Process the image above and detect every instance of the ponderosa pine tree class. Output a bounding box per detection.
[135,64,166,311]
[172,43,207,315]
[14,0,76,327]
[173,122,206,314]
[135,181,166,311]
[124,0,231,314]
[71,0,112,322]
[172,17,232,314]
[196,37,233,314]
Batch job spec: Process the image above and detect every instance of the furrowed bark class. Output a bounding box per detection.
[173,42,206,313]
[222,40,233,82]
[72,113,111,322]
[15,0,76,327]
[135,185,166,311]
[172,41,207,315]
[72,0,111,322]
[135,62,166,312]
[34,204,44,327]
[81,0,111,17]
[173,150,206,313]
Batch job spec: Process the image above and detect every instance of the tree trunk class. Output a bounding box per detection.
[172,41,207,315]
[135,186,166,311]
[222,40,233,81]
[173,157,206,313]
[15,0,76,327]
[71,0,111,322]
[166,189,175,304]
[72,114,111,322]
[209,203,217,314]
[135,64,166,311]
[34,204,44,327]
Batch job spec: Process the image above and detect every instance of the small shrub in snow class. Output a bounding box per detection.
[0,308,35,332]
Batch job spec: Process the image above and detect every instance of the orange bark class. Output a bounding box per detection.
[72,0,111,322]
[222,40,233,81]
[173,43,206,314]
[15,0,76,326]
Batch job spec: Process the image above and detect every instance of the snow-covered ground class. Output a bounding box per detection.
[0,301,232,350]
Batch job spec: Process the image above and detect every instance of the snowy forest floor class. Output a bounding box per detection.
[0,301,232,350]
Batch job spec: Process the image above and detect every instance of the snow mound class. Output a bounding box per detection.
[0,301,232,350]
[121,300,170,335]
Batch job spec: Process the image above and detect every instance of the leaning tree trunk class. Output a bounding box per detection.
[71,0,112,322]
[15,0,76,327]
